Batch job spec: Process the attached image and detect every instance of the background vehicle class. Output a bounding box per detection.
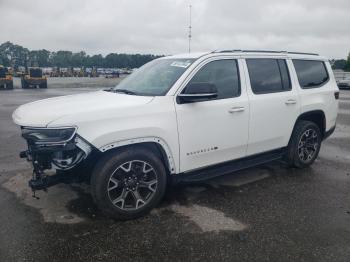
[21,67,47,89]
[337,76,350,89]
[13,50,339,220]
[0,65,13,90]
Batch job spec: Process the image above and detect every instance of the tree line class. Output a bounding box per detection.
[0,41,162,69]
[1,41,350,71]
[331,54,350,71]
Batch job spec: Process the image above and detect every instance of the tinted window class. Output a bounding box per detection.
[293,60,329,88]
[278,60,291,90]
[185,59,240,99]
[246,59,291,94]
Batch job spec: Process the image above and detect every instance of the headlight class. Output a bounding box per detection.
[21,127,77,144]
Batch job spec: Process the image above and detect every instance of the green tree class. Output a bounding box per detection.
[0,41,30,68]
[71,51,87,67]
[345,52,350,71]
[29,49,51,67]
[51,51,73,67]
[0,41,162,69]
[87,54,104,67]
[332,59,347,70]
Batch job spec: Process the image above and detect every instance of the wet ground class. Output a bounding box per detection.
[0,85,349,262]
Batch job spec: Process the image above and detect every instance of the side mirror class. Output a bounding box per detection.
[177,82,218,104]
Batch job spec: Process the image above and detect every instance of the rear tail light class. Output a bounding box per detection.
[334,91,339,100]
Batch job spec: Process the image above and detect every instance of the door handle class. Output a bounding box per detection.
[285,99,297,105]
[229,107,245,113]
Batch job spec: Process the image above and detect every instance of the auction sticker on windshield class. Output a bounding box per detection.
[170,61,192,68]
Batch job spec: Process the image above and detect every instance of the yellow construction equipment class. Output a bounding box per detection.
[21,67,47,89]
[0,65,13,90]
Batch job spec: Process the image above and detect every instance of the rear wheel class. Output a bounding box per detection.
[286,120,322,168]
[91,147,167,220]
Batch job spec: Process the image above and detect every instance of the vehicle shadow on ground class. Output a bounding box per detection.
[65,160,314,228]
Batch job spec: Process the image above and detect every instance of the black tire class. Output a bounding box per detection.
[7,82,13,89]
[91,146,167,220]
[286,120,322,168]
[40,82,47,89]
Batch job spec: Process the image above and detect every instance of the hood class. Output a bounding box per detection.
[12,90,154,127]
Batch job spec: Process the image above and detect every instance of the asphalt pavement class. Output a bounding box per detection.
[0,87,349,262]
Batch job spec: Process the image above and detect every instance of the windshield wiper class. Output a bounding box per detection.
[112,88,137,95]
[104,88,137,95]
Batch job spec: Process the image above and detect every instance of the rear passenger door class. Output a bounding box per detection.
[244,57,300,155]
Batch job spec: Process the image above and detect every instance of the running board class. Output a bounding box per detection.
[174,148,286,183]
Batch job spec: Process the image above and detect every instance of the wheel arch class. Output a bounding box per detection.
[292,110,326,139]
[99,137,176,174]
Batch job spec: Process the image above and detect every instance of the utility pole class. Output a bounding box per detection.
[188,4,192,53]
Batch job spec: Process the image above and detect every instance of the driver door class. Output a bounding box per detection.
[175,58,250,172]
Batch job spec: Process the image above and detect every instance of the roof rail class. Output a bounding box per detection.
[212,49,242,53]
[243,50,286,54]
[286,51,319,56]
[212,50,319,56]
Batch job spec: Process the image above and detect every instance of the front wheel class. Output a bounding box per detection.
[91,147,167,220]
[286,120,322,168]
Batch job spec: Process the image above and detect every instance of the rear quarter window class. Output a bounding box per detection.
[293,60,329,89]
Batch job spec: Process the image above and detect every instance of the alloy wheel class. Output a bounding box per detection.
[107,160,158,210]
[298,129,319,163]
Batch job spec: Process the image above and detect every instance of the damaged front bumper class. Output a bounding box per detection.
[19,127,93,192]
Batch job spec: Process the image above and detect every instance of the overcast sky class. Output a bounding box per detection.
[0,0,349,58]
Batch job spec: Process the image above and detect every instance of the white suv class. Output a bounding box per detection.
[13,50,339,220]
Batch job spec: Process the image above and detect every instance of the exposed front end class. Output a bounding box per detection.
[19,126,93,191]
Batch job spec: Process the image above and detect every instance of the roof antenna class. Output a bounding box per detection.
[188,4,192,53]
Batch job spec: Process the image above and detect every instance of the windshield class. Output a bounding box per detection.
[111,58,195,96]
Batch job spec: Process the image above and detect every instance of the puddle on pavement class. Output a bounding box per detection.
[154,170,274,232]
[338,109,350,115]
[2,167,272,228]
[319,143,350,162]
[207,167,272,188]
[3,172,85,224]
[169,203,247,232]
[329,124,350,139]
